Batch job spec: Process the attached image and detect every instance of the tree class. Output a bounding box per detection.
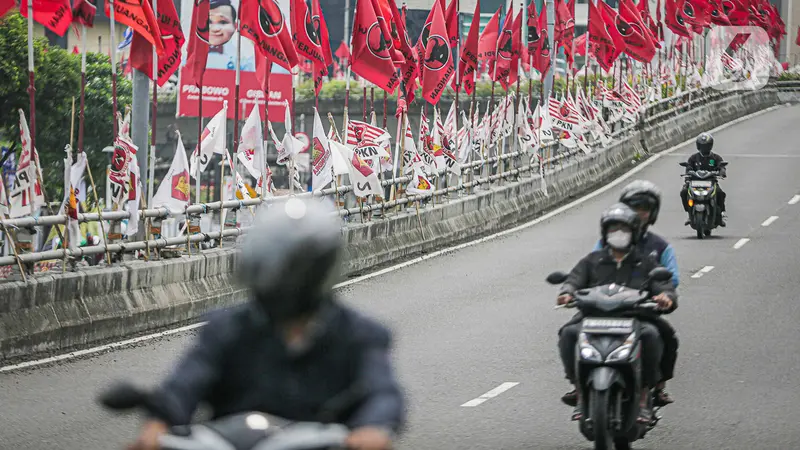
[0,13,132,204]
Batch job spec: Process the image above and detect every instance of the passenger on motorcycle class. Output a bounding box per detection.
[556,203,678,424]
[127,198,406,450]
[681,132,727,226]
[576,180,679,407]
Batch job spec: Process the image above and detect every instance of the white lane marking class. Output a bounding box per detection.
[761,216,779,227]
[460,382,520,407]
[733,238,750,249]
[789,195,800,205]
[0,105,786,374]
[691,266,716,278]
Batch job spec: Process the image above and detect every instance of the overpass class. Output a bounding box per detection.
[1,84,800,448]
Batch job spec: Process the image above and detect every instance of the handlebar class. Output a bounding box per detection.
[554,297,664,310]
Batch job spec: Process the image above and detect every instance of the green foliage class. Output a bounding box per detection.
[778,71,800,81]
[0,13,132,204]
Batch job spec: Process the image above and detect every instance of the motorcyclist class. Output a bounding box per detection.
[127,198,405,450]
[681,132,727,226]
[556,203,678,424]
[566,180,679,407]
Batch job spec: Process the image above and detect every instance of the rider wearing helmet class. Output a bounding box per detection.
[572,180,679,406]
[128,198,405,450]
[681,132,727,225]
[556,203,678,424]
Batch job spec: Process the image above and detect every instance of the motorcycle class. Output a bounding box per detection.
[97,381,350,450]
[679,161,728,239]
[547,267,673,450]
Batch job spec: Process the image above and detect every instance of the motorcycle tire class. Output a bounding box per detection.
[590,389,614,450]
[697,228,704,239]
[704,229,712,237]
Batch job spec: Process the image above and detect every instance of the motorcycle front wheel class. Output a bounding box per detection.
[590,389,614,450]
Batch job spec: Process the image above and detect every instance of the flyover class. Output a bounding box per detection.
[2,90,800,449]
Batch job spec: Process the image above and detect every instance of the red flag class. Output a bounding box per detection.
[240,0,299,71]
[444,0,460,49]
[708,0,731,25]
[636,0,659,41]
[350,0,399,93]
[181,0,210,88]
[619,0,656,63]
[129,0,185,87]
[373,0,405,66]
[588,0,617,72]
[532,1,551,77]
[21,0,73,36]
[104,0,164,54]
[71,0,96,27]
[292,0,331,95]
[455,0,480,94]
[388,0,417,97]
[477,8,501,68]
[600,1,627,64]
[492,5,514,83]
[682,0,712,29]
[665,0,691,38]
[1,0,13,17]
[421,0,455,104]
[503,11,523,89]
[554,0,574,65]
[722,0,749,25]
[255,55,271,91]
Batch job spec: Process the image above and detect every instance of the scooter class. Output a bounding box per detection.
[547,267,673,450]
[679,161,728,239]
[97,381,350,450]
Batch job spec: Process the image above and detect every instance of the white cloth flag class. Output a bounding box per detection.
[332,142,383,198]
[311,108,334,191]
[153,133,192,213]
[190,101,227,178]
[237,106,266,180]
[10,109,45,217]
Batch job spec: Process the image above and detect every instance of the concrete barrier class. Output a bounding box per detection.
[0,87,788,363]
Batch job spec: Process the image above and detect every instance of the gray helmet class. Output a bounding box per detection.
[236,198,342,324]
[696,132,713,156]
[600,203,642,247]
[619,180,661,226]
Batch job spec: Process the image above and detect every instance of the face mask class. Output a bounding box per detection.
[606,230,632,249]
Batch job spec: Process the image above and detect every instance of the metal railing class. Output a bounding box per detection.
[1,82,795,278]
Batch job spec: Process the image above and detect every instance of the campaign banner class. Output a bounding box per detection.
[176,0,293,121]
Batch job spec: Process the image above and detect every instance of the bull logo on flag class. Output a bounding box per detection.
[675,8,687,26]
[682,1,696,20]
[498,29,513,60]
[559,103,571,118]
[616,17,633,37]
[195,0,210,43]
[311,137,327,172]
[258,0,284,37]
[423,34,450,70]
[367,21,392,60]
[415,174,431,190]
[528,24,541,45]
[171,171,190,201]
[722,0,734,15]
[350,153,373,178]
[305,10,321,45]
[420,22,432,50]
[111,146,128,173]
[541,34,551,58]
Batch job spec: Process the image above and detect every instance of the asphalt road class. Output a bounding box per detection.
[2,104,800,450]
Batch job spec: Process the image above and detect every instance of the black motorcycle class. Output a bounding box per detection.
[97,381,349,450]
[679,161,728,239]
[547,267,672,450]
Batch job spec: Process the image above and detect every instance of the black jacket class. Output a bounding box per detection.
[560,247,678,312]
[686,152,726,176]
[151,299,406,434]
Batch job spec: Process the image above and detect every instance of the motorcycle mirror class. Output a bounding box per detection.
[97,381,147,411]
[648,267,672,282]
[719,161,728,167]
[678,162,689,167]
[546,271,569,285]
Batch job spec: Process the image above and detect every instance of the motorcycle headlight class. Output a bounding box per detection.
[691,188,707,197]
[578,332,602,362]
[606,332,636,362]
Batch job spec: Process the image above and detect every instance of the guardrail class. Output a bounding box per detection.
[1,81,797,279]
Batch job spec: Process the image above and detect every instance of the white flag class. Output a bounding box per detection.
[153,133,192,213]
[10,109,46,217]
[237,106,266,180]
[190,101,227,178]
[332,141,383,198]
[311,108,334,191]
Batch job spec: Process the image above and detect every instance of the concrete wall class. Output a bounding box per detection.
[0,87,788,363]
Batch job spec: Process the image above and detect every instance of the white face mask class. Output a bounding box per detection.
[606,230,632,249]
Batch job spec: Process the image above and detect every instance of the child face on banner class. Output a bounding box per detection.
[209,0,237,47]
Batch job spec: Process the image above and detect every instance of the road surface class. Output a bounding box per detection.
[2,104,800,449]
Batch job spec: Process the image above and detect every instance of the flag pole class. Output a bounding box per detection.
[262,62,270,199]
[109,0,119,138]
[26,0,36,170]
[196,74,203,204]
[233,2,242,200]
[147,0,158,209]
[454,0,461,193]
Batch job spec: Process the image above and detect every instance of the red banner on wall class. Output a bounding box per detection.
[177,68,292,120]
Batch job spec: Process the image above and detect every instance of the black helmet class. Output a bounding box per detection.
[619,180,661,226]
[600,203,642,249]
[696,132,713,156]
[235,198,342,324]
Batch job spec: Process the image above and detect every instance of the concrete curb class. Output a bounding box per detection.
[0,88,784,363]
